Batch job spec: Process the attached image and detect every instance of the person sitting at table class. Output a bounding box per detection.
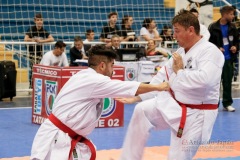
[40,40,69,67]
[146,39,169,57]
[69,36,88,66]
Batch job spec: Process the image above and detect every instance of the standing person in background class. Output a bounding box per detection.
[190,8,210,41]
[24,13,54,89]
[139,18,163,45]
[69,36,88,66]
[209,6,239,112]
[40,40,68,67]
[100,12,122,46]
[83,29,95,55]
[31,45,169,160]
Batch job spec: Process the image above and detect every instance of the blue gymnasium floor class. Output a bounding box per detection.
[0,98,240,159]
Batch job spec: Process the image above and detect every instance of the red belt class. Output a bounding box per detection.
[164,66,218,138]
[48,114,96,160]
[176,102,218,138]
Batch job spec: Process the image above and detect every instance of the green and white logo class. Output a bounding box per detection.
[101,98,116,117]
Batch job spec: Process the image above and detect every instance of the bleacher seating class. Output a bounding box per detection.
[0,0,174,41]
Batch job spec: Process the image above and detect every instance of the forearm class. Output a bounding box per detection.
[136,83,162,95]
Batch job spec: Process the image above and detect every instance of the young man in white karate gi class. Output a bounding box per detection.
[117,9,225,160]
[30,45,169,160]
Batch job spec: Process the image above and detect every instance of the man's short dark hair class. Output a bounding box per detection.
[74,36,82,42]
[86,29,94,35]
[220,6,235,15]
[34,13,42,19]
[108,12,118,19]
[88,45,118,67]
[55,41,66,48]
[172,9,200,35]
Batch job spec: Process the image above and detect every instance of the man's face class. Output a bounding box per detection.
[34,18,43,28]
[109,15,118,25]
[103,59,114,77]
[87,32,95,41]
[55,47,65,57]
[111,37,120,48]
[173,23,190,48]
[74,41,83,51]
[224,11,235,23]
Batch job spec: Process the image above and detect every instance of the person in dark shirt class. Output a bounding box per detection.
[24,13,54,89]
[100,12,122,45]
[69,36,88,66]
[120,15,137,48]
[160,25,173,48]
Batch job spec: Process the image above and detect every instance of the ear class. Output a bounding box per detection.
[100,61,106,71]
[188,26,195,33]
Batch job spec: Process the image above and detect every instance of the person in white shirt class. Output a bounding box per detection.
[139,18,163,45]
[31,45,169,160]
[190,8,210,41]
[40,40,69,67]
[117,9,224,160]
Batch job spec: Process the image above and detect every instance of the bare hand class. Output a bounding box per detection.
[219,47,225,53]
[172,52,183,74]
[159,81,170,91]
[115,96,140,104]
[230,46,237,53]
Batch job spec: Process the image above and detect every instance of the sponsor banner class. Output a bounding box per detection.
[115,62,138,81]
[45,80,58,116]
[32,65,125,127]
[33,78,42,115]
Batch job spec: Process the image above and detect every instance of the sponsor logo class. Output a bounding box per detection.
[126,68,135,81]
[45,80,58,115]
[33,78,42,115]
[101,98,116,118]
[36,68,58,76]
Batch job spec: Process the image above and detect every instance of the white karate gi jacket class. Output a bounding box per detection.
[31,68,140,160]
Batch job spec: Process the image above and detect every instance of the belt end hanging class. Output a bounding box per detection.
[177,127,183,138]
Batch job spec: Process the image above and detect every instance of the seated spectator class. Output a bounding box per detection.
[40,41,69,67]
[70,36,88,66]
[106,35,121,61]
[100,12,122,45]
[120,15,136,41]
[139,18,162,45]
[83,29,95,55]
[120,15,137,48]
[160,25,174,48]
[146,39,169,57]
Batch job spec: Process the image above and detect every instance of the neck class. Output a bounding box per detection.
[125,24,130,28]
[109,22,115,28]
[185,36,201,53]
[36,26,42,30]
[220,18,228,25]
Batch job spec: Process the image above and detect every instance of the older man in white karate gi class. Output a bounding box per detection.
[118,9,224,160]
[30,45,169,160]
